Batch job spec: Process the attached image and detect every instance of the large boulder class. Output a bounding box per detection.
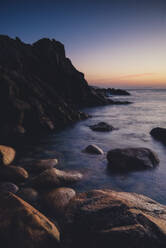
[150,127,166,143]
[0,166,29,183]
[90,122,114,132]
[107,147,159,171]
[83,144,104,155]
[62,189,166,248]
[0,191,60,248]
[29,168,83,189]
[0,145,16,165]
[43,187,76,215]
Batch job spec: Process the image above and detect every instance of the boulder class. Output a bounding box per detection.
[22,158,58,173]
[17,188,39,204]
[150,127,166,143]
[107,147,159,171]
[43,187,76,215]
[29,168,83,189]
[0,166,29,183]
[0,145,16,166]
[90,122,114,132]
[83,144,104,155]
[0,191,60,248]
[0,182,19,193]
[62,189,166,248]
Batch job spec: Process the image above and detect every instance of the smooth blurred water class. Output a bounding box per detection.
[23,89,166,204]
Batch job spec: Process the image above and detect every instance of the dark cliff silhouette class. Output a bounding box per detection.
[0,35,130,139]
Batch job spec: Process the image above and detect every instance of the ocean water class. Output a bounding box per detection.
[23,89,166,204]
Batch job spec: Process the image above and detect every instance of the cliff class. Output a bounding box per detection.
[0,35,114,138]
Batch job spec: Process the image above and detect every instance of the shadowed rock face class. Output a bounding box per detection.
[0,191,60,248]
[107,147,159,171]
[150,127,166,144]
[0,35,111,139]
[62,189,166,248]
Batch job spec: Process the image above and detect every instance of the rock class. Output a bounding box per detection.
[17,188,39,204]
[62,189,166,248]
[0,182,19,193]
[29,168,83,189]
[0,191,60,248]
[90,122,114,132]
[0,35,117,140]
[22,158,58,173]
[0,145,16,165]
[0,166,29,183]
[83,144,104,155]
[150,127,166,143]
[107,147,159,171]
[91,86,130,96]
[43,187,76,215]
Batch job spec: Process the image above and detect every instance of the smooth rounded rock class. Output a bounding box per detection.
[150,127,166,143]
[29,168,83,189]
[83,144,104,155]
[90,122,114,132]
[107,147,159,171]
[43,187,76,214]
[0,182,19,193]
[0,166,29,183]
[62,189,166,248]
[0,145,16,166]
[0,191,60,248]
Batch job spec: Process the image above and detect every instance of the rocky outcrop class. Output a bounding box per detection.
[0,35,120,139]
[0,191,60,248]
[107,147,159,171]
[89,122,115,132]
[83,144,104,155]
[150,127,166,144]
[91,86,130,96]
[62,189,166,248]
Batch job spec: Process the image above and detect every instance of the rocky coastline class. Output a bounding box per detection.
[0,35,166,247]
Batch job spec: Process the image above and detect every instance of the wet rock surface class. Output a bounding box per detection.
[107,147,160,171]
[150,127,166,144]
[83,144,104,155]
[90,122,115,132]
[62,189,166,248]
[29,168,83,189]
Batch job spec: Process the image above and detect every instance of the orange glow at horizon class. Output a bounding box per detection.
[69,29,166,88]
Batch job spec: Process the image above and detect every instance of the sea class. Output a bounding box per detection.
[21,89,166,205]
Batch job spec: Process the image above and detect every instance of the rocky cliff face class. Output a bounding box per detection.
[0,35,111,138]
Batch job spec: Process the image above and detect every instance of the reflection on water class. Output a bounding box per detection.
[20,89,166,204]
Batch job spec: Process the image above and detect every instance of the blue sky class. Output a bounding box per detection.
[1,0,166,87]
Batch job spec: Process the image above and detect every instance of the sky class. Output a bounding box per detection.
[0,0,166,88]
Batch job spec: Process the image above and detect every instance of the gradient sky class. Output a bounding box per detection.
[1,0,166,88]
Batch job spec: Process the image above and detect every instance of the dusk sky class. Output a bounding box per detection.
[1,0,166,88]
